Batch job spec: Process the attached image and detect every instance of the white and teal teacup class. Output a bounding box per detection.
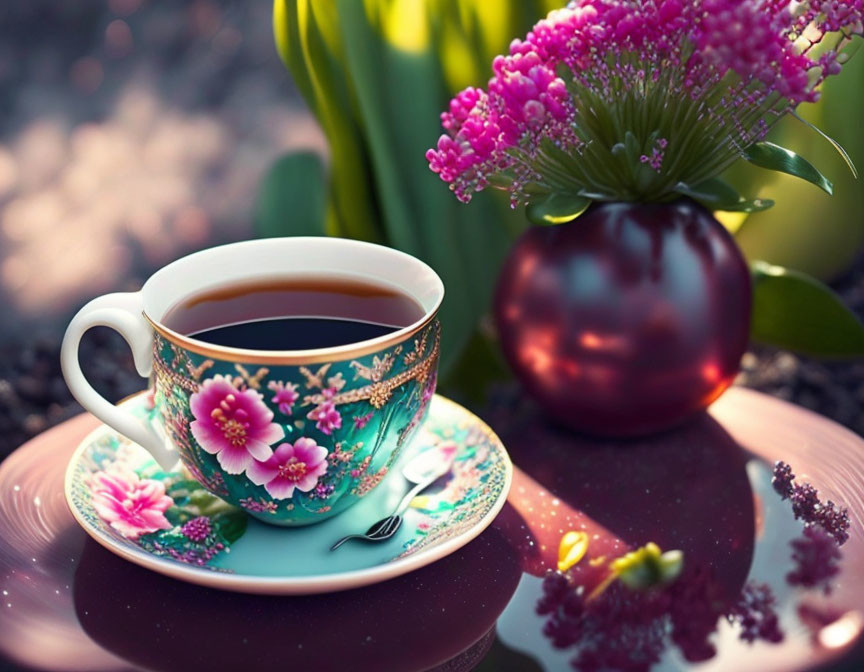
[62,238,443,526]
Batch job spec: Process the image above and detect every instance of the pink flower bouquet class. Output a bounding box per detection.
[428,0,863,218]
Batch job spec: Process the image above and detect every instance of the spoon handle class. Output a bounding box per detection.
[394,477,435,516]
[329,534,367,551]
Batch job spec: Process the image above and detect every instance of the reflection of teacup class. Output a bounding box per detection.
[73,522,521,672]
[62,239,443,525]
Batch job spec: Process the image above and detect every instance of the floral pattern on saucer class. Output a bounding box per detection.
[64,393,512,592]
[66,400,248,572]
[399,423,509,559]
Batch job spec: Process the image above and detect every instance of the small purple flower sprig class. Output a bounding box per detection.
[727,582,784,644]
[138,515,228,568]
[787,526,842,594]
[771,460,849,594]
[771,460,851,546]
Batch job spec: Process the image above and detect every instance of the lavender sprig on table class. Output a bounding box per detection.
[771,460,849,597]
[771,460,851,546]
[727,583,784,644]
[786,526,842,594]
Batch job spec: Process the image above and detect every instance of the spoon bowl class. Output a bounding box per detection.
[329,447,455,551]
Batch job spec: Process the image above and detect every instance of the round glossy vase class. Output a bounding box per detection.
[494,199,751,437]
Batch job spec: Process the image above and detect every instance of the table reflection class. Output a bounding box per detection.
[73,523,521,672]
[485,402,767,670]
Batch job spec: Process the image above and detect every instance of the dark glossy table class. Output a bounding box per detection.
[1,387,863,672]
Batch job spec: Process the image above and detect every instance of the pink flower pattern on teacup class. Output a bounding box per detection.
[353,411,374,430]
[267,380,299,415]
[190,375,284,474]
[246,438,329,499]
[91,466,173,539]
[307,388,343,435]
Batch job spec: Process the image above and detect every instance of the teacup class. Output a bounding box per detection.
[61,238,443,525]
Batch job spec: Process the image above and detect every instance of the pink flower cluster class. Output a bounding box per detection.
[190,375,284,475]
[247,438,329,500]
[428,50,577,202]
[427,0,863,204]
[190,376,330,500]
[91,466,173,539]
[306,387,343,435]
[268,380,299,415]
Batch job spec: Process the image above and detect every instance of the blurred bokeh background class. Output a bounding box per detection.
[0,0,326,334]
[0,0,326,456]
[0,0,863,464]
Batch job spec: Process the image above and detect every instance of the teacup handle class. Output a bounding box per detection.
[61,292,177,470]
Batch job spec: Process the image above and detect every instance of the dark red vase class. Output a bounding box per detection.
[494,199,751,437]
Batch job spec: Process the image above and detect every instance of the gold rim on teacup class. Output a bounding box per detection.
[142,308,439,365]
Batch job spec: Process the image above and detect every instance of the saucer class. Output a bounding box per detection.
[64,393,512,595]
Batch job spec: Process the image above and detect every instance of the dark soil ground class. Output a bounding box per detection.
[737,259,864,437]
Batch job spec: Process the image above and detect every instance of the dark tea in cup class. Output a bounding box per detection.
[162,276,426,351]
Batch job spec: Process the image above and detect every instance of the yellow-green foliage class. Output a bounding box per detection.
[271,0,560,371]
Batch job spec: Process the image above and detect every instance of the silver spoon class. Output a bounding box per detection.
[329,448,454,551]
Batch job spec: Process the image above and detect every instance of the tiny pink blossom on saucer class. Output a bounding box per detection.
[267,380,300,415]
[246,438,329,499]
[91,467,173,539]
[438,440,458,460]
[190,375,284,475]
[308,400,342,435]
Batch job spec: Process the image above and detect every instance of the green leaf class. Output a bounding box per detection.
[751,261,864,357]
[335,0,518,374]
[675,179,774,212]
[279,0,382,241]
[743,142,834,195]
[611,143,627,158]
[213,510,249,545]
[273,0,317,109]
[526,192,592,226]
[712,198,775,213]
[164,508,191,527]
[166,479,204,496]
[486,173,513,189]
[676,178,739,203]
[189,489,221,510]
[792,110,858,179]
[439,329,511,406]
[523,182,551,195]
[254,152,327,238]
[612,543,683,591]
